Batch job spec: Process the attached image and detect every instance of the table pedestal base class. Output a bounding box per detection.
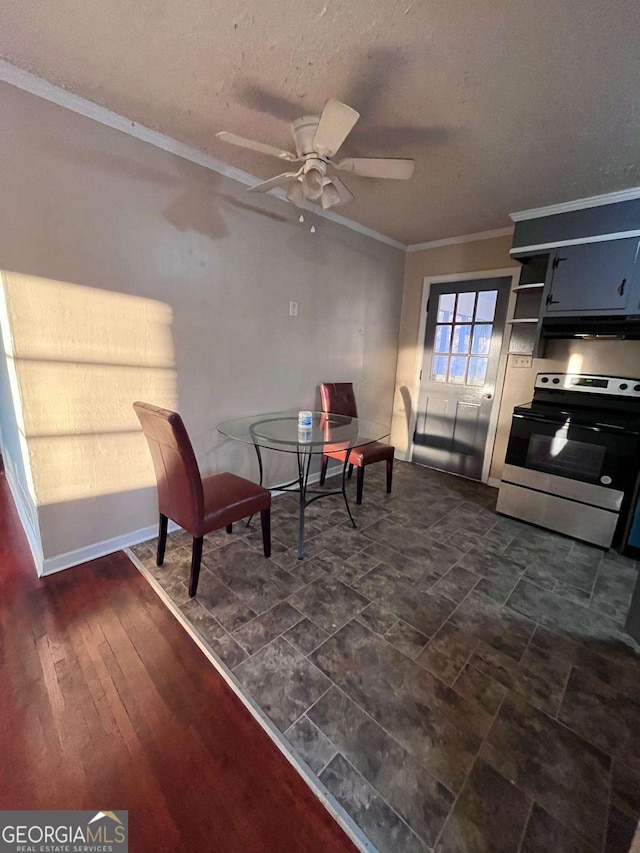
[252,444,356,559]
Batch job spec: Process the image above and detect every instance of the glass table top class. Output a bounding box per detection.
[218,410,390,454]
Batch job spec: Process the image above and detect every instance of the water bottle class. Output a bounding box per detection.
[298,411,313,443]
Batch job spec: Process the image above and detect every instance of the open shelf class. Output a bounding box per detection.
[508,252,549,357]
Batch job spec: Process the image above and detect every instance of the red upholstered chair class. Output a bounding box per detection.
[134,402,271,598]
[318,382,394,504]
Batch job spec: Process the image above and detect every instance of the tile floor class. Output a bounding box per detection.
[129,461,640,853]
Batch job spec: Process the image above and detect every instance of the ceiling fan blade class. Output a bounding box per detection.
[321,177,354,209]
[216,131,298,161]
[312,100,360,157]
[335,157,414,179]
[248,172,299,193]
[286,181,306,208]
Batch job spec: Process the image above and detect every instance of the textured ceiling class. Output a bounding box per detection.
[1,0,640,245]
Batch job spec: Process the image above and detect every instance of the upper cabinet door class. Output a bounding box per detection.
[544,238,640,314]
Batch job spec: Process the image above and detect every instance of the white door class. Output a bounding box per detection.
[413,277,510,480]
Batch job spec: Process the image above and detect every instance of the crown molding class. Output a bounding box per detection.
[306,203,405,249]
[510,186,640,222]
[407,226,513,252]
[0,59,406,251]
[509,229,640,256]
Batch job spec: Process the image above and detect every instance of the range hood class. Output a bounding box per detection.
[541,315,640,340]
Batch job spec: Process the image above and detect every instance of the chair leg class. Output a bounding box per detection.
[157,514,168,566]
[260,509,271,558]
[226,524,233,534]
[348,463,354,480]
[189,537,204,598]
[386,457,394,494]
[356,467,364,505]
[320,455,329,486]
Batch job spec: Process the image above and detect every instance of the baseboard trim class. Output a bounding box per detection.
[125,548,374,853]
[40,465,343,576]
[41,518,181,576]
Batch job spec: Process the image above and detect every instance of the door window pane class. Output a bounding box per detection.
[437,293,455,322]
[448,356,467,384]
[476,290,497,322]
[434,324,452,353]
[451,325,471,353]
[456,292,476,322]
[431,355,449,382]
[471,324,492,355]
[467,357,488,386]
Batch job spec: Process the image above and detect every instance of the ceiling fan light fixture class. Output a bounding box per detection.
[303,169,324,199]
[320,182,340,209]
[286,180,306,208]
[302,159,326,200]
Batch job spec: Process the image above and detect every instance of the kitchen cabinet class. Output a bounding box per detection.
[543,237,640,316]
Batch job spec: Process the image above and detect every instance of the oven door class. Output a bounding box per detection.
[503,411,639,510]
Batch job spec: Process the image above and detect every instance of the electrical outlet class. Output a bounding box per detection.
[289,301,298,317]
[512,355,532,368]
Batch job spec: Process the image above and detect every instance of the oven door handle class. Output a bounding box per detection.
[513,413,602,431]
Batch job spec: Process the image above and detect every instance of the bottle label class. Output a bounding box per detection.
[298,426,312,443]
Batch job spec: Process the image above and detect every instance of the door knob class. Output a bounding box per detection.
[484,393,493,399]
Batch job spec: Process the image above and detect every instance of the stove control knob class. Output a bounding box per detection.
[635,384,640,392]
[620,383,629,390]
[552,378,560,384]
[541,377,549,383]
[600,475,613,485]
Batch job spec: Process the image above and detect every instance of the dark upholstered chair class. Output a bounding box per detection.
[318,382,394,504]
[134,402,271,598]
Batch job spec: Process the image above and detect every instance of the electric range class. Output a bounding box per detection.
[497,373,640,548]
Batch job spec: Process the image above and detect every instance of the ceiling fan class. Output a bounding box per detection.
[216,99,414,210]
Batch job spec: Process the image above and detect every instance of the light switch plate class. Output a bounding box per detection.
[289,301,298,317]
[511,355,532,368]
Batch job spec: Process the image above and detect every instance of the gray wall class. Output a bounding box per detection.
[0,82,405,566]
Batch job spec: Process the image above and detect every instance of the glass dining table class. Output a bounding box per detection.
[217,410,390,559]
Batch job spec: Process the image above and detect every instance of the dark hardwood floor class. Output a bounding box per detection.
[0,473,356,853]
